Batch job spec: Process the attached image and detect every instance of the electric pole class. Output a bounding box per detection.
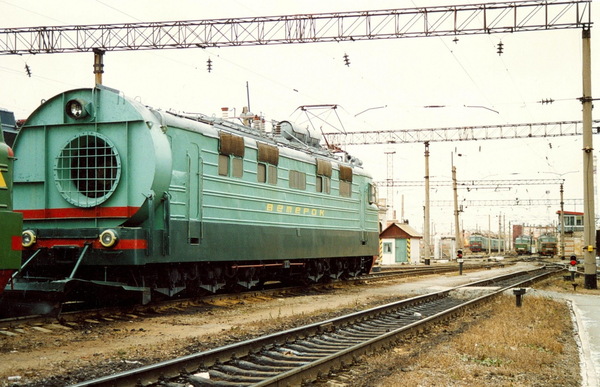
[581,27,597,289]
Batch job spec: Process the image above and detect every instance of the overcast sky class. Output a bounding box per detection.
[1,0,598,235]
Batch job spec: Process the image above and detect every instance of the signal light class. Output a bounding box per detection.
[569,256,578,266]
[457,249,463,259]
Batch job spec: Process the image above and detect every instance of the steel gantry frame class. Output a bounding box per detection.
[431,198,583,207]
[323,120,600,145]
[377,178,566,188]
[0,0,591,55]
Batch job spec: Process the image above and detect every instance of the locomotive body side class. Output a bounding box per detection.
[161,111,378,263]
[3,86,378,313]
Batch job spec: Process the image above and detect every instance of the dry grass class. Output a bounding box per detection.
[353,294,579,387]
[536,273,600,295]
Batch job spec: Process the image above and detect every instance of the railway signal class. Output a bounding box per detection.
[569,255,578,281]
[570,256,578,266]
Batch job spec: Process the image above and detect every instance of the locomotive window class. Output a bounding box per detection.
[232,157,243,178]
[268,165,277,185]
[218,154,229,176]
[368,183,377,204]
[339,180,351,197]
[257,163,266,183]
[289,170,306,190]
[258,163,277,185]
[316,176,330,194]
[54,132,121,208]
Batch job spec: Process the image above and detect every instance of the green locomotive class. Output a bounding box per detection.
[0,109,22,295]
[514,235,533,255]
[3,86,378,315]
[537,234,558,256]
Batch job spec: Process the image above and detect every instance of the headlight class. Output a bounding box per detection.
[99,229,119,248]
[22,230,37,248]
[65,99,89,119]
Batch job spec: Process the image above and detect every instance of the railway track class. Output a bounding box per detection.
[0,262,506,331]
[72,266,558,387]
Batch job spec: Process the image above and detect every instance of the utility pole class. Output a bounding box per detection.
[452,154,462,257]
[93,49,104,85]
[488,215,491,255]
[581,27,597,289]
[385,150,396,219]
[560,182,566,259]
[424,142,431,264]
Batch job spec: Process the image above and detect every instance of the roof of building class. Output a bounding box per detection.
[556,210,584,216]
[380,222,423,239]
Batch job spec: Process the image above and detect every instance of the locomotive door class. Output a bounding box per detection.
[187,144,202,244]
[359,185,367,244]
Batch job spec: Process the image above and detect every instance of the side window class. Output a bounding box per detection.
[289,170,306,190]
[368,183,377,204]
[316,159,332,194]
[339,165,353,198]
[316,176,331,194]
[219,131,245,178]
[340,181,351,197]
[257,163,266,183]
[218,154,229,176]
[232,157,243,178]
[383,242,392,253]
[258,163,278,184]
[268,165,278,185]
[257,143,279,185]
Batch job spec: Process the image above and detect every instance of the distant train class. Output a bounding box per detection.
[537,234,558,257]
[468,234,505,253]
[514,235,533,255]
[0,109,22,295]
[1,86,379,315]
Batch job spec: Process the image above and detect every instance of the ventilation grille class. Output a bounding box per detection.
[54,133,121,208]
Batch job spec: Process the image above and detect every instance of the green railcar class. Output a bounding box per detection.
[0,110,22,294]
[3,86,379,315]
[468,234,504,253]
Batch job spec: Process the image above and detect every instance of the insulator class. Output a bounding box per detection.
[497,41,504,55]
[207,58,213,72]
[343,53,350,67]
[25,64,32,77]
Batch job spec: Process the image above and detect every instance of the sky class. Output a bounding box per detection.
[0,0,598,236]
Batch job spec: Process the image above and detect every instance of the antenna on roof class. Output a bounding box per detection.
[246,81,251,112]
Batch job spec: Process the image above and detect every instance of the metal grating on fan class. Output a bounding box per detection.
[54,133,121,208]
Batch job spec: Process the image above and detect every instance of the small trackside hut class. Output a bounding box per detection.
[379,222,422,265]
